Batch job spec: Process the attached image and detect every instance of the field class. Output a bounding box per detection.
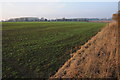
[2,22,107,78]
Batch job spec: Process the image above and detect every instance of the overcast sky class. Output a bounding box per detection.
[0,2,118,20]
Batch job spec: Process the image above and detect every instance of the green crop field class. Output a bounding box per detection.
[2,22,107,78]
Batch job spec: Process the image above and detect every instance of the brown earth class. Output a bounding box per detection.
[51,22,120,79]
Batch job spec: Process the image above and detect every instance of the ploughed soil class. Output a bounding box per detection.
[51,22,120,78]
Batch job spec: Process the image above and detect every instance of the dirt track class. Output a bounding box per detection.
[51,22,119,78]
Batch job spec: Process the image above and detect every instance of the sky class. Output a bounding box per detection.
[0,1,118,20]
[0,0,119,2]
